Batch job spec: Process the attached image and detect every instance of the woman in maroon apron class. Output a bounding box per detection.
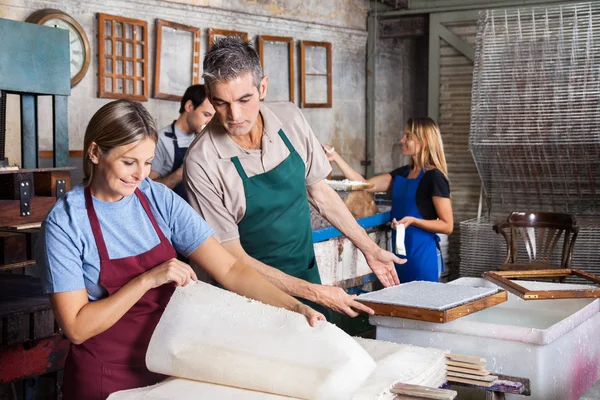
[39,100,324,400]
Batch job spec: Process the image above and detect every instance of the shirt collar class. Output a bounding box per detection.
[209,102,284,159]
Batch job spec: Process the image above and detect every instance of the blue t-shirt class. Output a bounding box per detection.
[36,178,214,300]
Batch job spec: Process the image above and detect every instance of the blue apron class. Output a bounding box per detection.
[164,121,188,201]
[391,168,441,282]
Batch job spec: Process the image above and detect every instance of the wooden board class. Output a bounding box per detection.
[390,383,457,399]
[358,290,507,323]
[447,371,497,382]
[483,269,600,300]
[446,360,486,370]
[446,376,494,387]
[0,197,57,227]
[446,366,490,376]
[445,353,486,364]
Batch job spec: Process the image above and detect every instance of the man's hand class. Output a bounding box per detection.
[364,246,403,287]
[314,285,374,317]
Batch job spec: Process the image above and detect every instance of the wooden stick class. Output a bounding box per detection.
[446,376,495,387]
[446,366,490,376]
[447,371,498,382]
[445,353,486,364]
[446,360,486,370]
[390,383,457,399]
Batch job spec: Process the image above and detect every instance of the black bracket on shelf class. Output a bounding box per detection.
[19,181,31,217]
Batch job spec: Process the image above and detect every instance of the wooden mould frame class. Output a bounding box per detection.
[358,290,507,323]
[154,19,200,101]
[482,269,600,300]
[97,13,148,101]
[257,35,294,103]
[299,40,332,108]
[208,28,248,48]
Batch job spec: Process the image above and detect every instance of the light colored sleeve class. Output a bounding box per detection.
[36,216,86,294]
[298,109,332,186]
[151,136,172,178]
[183,160,240,243]
[156,183,216,256]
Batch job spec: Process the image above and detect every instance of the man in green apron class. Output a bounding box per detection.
[184,37,404,318]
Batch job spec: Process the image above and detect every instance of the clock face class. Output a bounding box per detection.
[43,18,86,80]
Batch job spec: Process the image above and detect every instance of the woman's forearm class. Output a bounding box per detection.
[51,275,152,345]
[331,154,366,182]
[220,259,302,311]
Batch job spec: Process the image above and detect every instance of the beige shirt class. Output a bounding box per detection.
[183,101,332,243]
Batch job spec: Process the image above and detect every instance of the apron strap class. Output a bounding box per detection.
[231,156,249,181]
[277,129,295,153]
[134,188,170,244]
[84,186,111,262]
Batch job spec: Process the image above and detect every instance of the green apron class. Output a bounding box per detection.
[231,129,328,316]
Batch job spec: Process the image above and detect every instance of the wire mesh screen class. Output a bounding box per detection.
[470,2,600,214]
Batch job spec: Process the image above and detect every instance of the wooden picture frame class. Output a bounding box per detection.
[97,13,148,101]
[257,35,294,103]
[208,28,248,48]
[358,290,507,323]
[153,19,200,101]
[482,269,600,300]
[299,40,332,108]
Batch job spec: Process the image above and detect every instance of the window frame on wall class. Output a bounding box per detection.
[257,35,295,103]
[97,13,149,101]
[153,19,201,101]
[299,40,332,108]
[207,28,248,48]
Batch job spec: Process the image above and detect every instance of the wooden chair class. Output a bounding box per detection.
[493,212,578,271]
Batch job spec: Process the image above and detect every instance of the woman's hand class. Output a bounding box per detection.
[392,217,416,229]
[141,258,198,289]
[293,302,326,327]
[321,144,338,162]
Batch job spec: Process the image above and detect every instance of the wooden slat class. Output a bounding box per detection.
[0,260,36,272]
[445,353,486,364]
[446,360,486,370]
[391,383,457,399]
[447,376,494,387]
[444,290,507,321]
[447,371,498,382]
[446,366,490,376]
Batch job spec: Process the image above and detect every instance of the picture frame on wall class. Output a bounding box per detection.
[257,35,294,103]
[299,40,332,108]
[208,28,248,48]
[154,19,200,101]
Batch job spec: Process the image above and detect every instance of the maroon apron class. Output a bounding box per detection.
[62,188,176,400]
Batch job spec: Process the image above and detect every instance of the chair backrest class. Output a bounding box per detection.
[494,212,579,268]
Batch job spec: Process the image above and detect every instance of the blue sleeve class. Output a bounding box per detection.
[163,186,215,256]
[36,217,86,294]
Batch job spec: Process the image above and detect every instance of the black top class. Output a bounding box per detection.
[389,166,450,220]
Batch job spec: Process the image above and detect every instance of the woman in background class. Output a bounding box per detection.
[323,117,453,282]
[37,100,323,400]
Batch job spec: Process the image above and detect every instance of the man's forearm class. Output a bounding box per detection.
[153,171,181,189]
[309,182,379,254]
[222,241,320,302]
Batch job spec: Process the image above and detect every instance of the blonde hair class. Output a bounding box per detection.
[83,100,157,186]
[406,117,448,179]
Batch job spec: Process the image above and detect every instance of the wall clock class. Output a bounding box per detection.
[26,9,91,87]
